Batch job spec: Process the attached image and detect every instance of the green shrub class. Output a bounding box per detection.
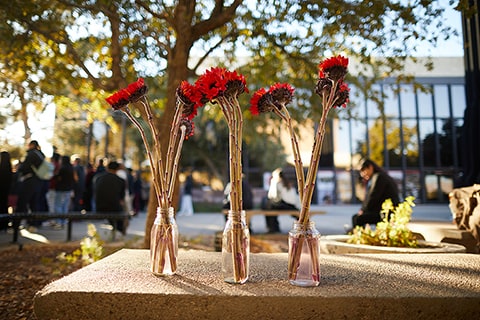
[347,196,418,248]
[57,224,104,266]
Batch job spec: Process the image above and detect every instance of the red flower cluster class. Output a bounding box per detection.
[176,81,201,119]
[194,67,248,102]
[316,55,350,108]
[318,55,349,80]
[250,83,295,115]
[105,78,148,110]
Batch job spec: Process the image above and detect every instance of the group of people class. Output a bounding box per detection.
[1,141,401,236]
[0,141,149,235]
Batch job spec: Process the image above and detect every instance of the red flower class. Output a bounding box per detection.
[268,83,295,106]
[126,78,148,102]
[334,82,350,108]
[249,88,268,115]
[106,89,130,110]
[318,55,349,81]
[105,78,148,110]
[195,67,248,101]
[177,81,201,119]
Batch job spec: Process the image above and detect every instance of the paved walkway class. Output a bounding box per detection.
[0,203,455,248]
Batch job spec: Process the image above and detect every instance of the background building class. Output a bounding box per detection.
[314,57,465,204]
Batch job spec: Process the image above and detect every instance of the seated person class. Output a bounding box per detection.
[264,168,300,233]
[350,159,399,231]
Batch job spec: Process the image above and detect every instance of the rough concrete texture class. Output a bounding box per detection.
[34,249,480,320]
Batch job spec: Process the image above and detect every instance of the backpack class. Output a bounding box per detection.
[32,151,54,180]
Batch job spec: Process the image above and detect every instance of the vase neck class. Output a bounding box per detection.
[292,220,316,231]
[227,210,246,222]
[157,207,174,215]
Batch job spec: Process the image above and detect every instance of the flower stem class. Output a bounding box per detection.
[123,108,163,206]
[274,106,305,203]
[139,97,168,207]
[298,104,331,225]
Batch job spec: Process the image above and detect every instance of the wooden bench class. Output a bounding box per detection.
[222,209,326,225]
[0,211,130,243]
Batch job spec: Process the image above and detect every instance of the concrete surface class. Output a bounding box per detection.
[34,248,480,320]
[0,203,457,248]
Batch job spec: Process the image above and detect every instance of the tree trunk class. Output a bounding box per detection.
[143,46,190,248]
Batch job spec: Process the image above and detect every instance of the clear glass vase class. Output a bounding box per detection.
[150,207,178,276]
[222,210,250,284]
[288,220,321,287]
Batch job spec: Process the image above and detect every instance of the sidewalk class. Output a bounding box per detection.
[0,204,454,248]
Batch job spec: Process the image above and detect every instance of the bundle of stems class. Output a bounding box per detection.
[288,56,349,282]
[106,78,195,274]
[192,67,249,283]
[250,56,349,283]
[216,94,248,283]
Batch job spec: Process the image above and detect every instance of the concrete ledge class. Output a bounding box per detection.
[34,249,480,320]
[408,221,479,253]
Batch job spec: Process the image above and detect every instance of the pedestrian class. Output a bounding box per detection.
[16,141,45,230]
[45,152,61,227]
[72,156,86,211]
[178,172,194,216]
[93,161,128,235]
[52,155,75,228]
[0,151,13,230]
[83,163,95,211]
[349,158,400,231]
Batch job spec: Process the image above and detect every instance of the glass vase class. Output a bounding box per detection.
[150,207,178,276]
[288,220,321,287]
[222,210,250,284]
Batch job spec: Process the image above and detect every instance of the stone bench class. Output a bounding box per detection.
[34,249,480,319]
[408,220,479,253]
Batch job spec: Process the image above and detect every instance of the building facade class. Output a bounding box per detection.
[316,57,465,204]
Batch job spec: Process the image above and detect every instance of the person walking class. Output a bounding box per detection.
[16,141,45,228]
[52,155,75,228]
[72,156,86,211]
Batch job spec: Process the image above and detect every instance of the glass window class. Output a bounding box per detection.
[417,88,433,118]
[336,170,353,203]
[351,118,368,155]
[401,119,419,166]
[419,119,437,167]
[451,85,466,117]
[433,85,450,118]
[334,119,354,168]
[350,85,366,118]
[383,84,399,117]
[399,84,416,117]
[365,84,381,119]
